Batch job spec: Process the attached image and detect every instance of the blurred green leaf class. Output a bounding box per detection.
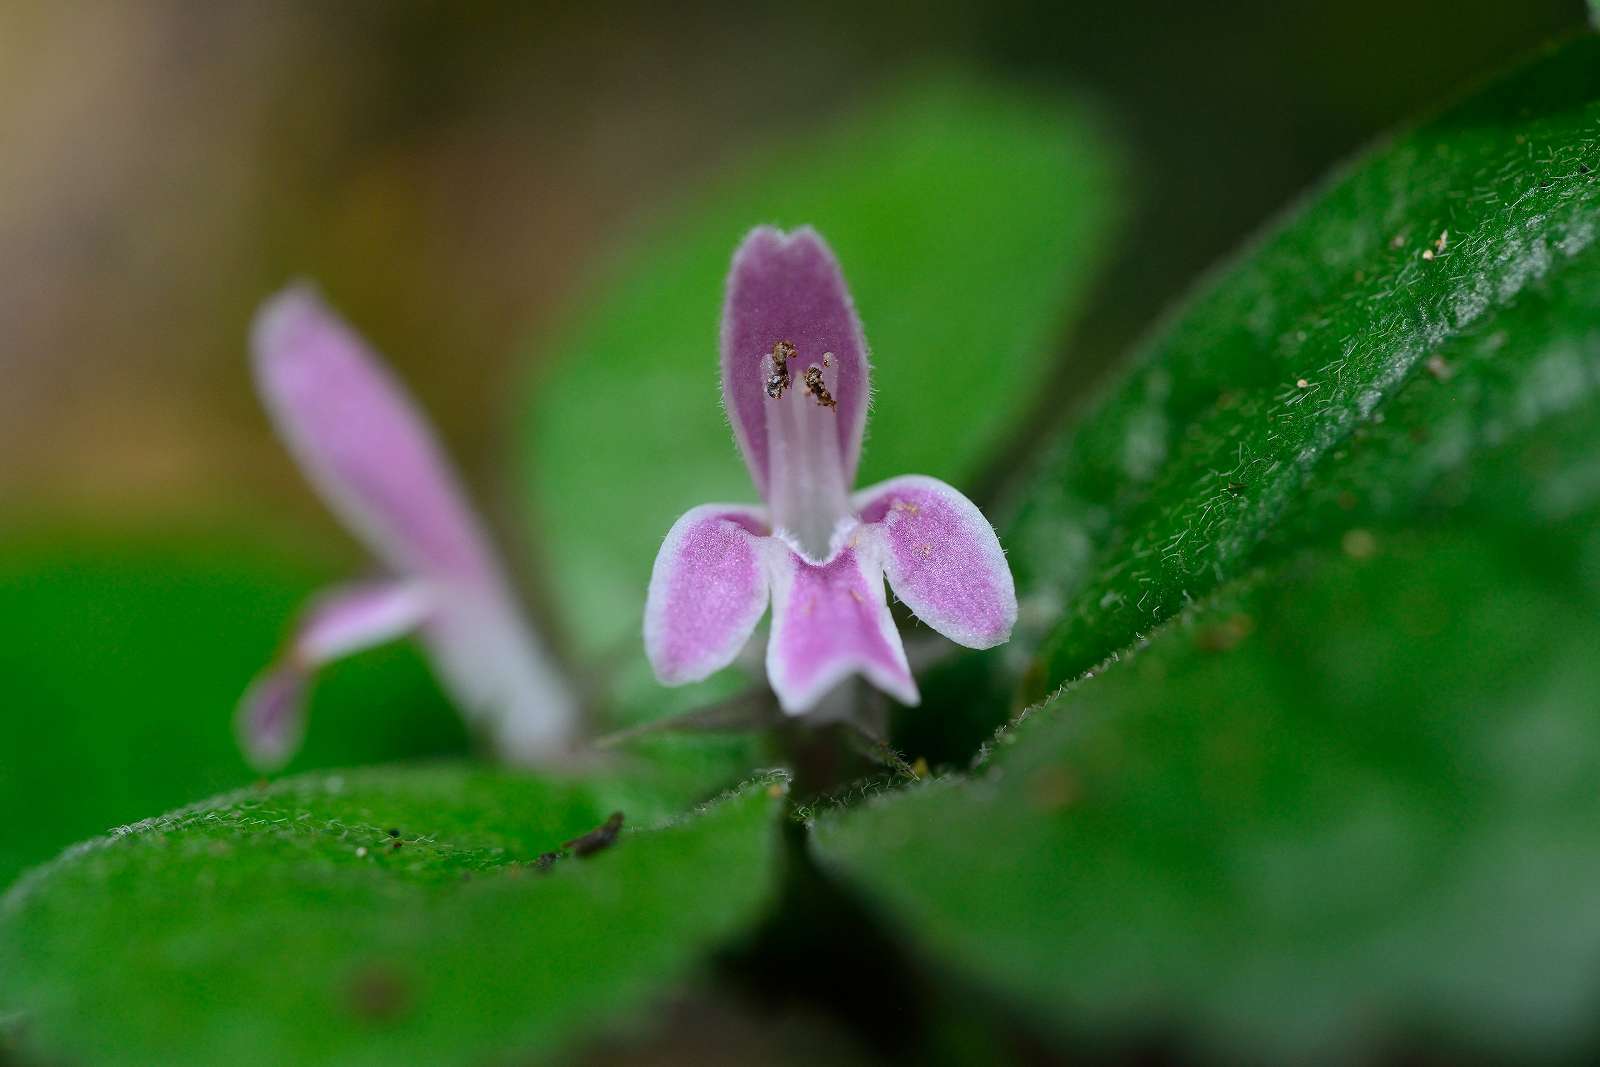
[522,79,1117,659]
[1,765,789,1067]
[814,37,1600,1059]
[992,37,1600,695]
[0,527,468,888]
[816,515,1600,1059]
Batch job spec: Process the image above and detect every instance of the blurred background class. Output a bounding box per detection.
[0,0,1583,531]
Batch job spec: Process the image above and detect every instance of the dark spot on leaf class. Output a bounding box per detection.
[344,965,412,1024]
[386,828,400,838]
[1226,481,1246,496]
[390,840,404,851]
[1195,614,1255,653]
[1028,767,1079,812]
[564,812,625,858]
[533,850,562,872]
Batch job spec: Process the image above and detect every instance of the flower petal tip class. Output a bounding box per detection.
[250,283,330,371]
[236,667,308,774]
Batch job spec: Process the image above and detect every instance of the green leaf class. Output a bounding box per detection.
[0,527,469,889]
[815,37,1600,1058]
[994,37,1600,696]
[1,765,790,1067]
[816,514,1600,1058]
[522,79,1117,658]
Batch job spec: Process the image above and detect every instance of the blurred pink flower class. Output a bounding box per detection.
[238,287,578,770]
[645,227,1016,714]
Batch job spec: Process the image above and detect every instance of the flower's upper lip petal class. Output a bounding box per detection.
[720,226,871,500]
[854,474,1018,649]
[252,284,497,584]
[644,503,774,686]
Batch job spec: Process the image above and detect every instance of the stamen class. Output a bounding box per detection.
[803,365,837,409]
[766,340,795,399]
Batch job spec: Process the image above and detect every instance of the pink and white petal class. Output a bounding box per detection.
[645,504,773,685]
[766,546,918,714]
[292,579,434,665]
[854,475,1017,649]
[237,579,433,772]
[236,667,309,773]
[252,286,497,584]
[720,227,870,498]
[423,589,582,765]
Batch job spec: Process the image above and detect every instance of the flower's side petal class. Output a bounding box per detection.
[423,590,582,765]
[236,668,309,773]
[293,580,435,663]
[645,504,773,686]
[855,475,1017,649]
[721,227,870,498]
[766,546,918,714]
[235,579,435,772]
[252,285,495,583]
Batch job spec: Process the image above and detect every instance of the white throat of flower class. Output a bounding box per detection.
[763,341,852,561]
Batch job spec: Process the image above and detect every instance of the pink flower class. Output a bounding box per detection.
[645,228,1017,714]
[238,287,578,771]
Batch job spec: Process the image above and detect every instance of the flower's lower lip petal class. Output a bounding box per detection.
[853,474,1018,649]
[645,504,773,686]
[236,667,308,773]
[765,546,918,714]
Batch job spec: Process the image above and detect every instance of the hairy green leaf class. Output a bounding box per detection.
[818,509,1600,1057]
[819,37,1600,1059]
[996,37,1600,695]
[1,766,789,1067]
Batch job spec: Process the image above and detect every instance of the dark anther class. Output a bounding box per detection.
[767,340,795,399]
[803,365,837,409]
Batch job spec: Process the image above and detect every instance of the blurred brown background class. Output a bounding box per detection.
[0,0,1582,534]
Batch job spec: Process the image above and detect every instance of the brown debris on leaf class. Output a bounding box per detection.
[564,811,625,858]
